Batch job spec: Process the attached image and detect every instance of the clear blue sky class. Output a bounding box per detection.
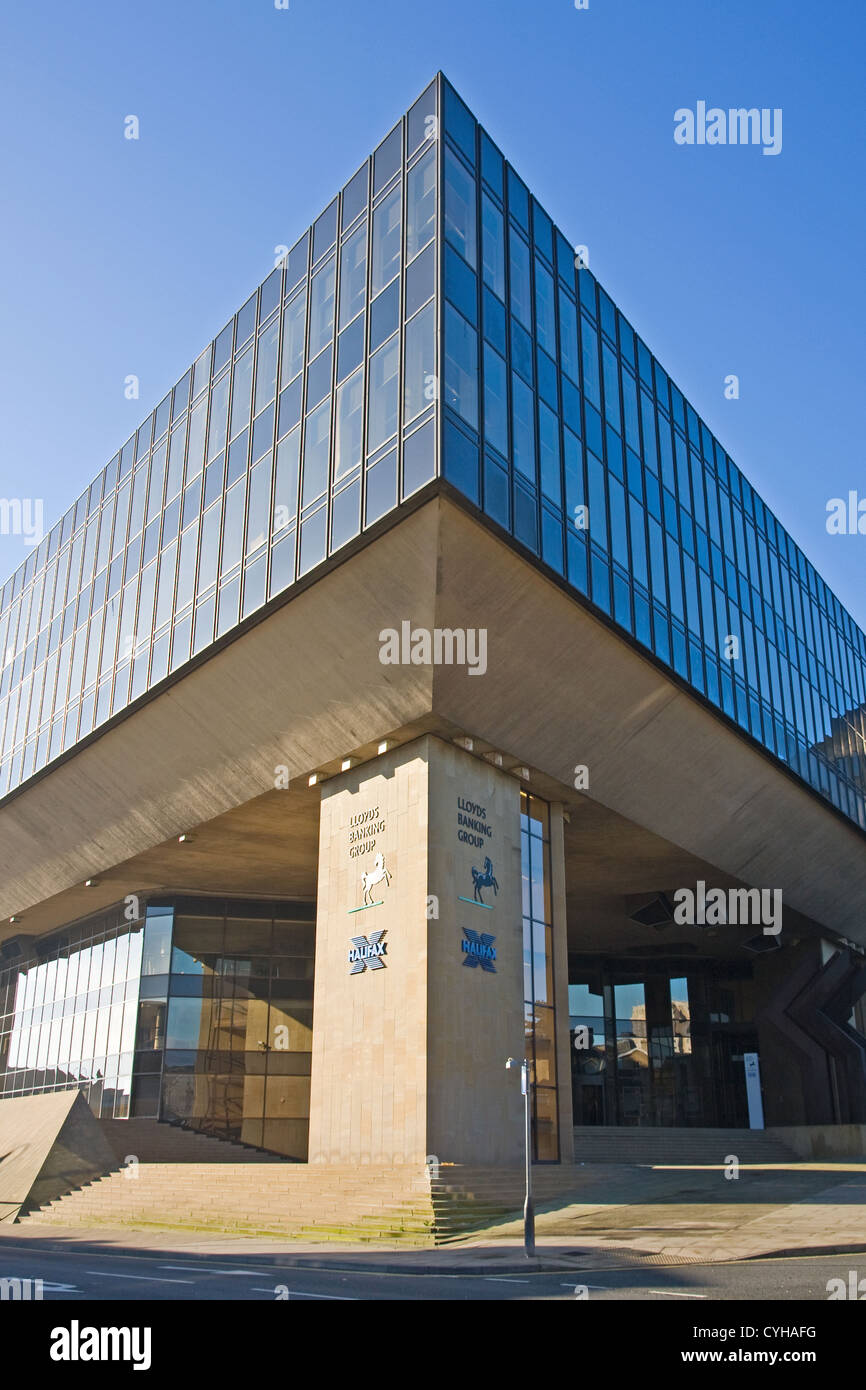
[2,0,864,626]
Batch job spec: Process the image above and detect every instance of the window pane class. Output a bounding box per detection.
[539,403,561,505]
[403,302,435,425]
[245,459,272,557]
[510,228,531,328]
[371,186,401,295]
[444,305,478,429]
[483,343,508,456]
[208,374,230,460]
[197,503,221,594]
[281,291,307,387]
[313,199,338,262]
[444,149,476,268]
[368,337,400,453]
[334,367,364,480]
[338,222,367,331]
[186,399,207,481]
[374,124,402,194]
[559,290,579,384]
[308,259,335,359]
[406,147,436,260]
[274,427,300,532]
[535,261,556,357]
[230,346,253,438]
[512,374,535,482]
[301,400,331,508]
[175,522,199,612]
[481,194,505,300]
[341,163,368,228]
[365,449,397,526]
[254,319,279,416]
[406,241,435,318]
[221,482,245,576]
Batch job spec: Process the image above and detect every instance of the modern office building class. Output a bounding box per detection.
[1,74,865,1193]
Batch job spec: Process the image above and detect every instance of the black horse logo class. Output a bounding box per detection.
[471,856,499,904]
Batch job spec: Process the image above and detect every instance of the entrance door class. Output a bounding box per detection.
[569,983,607,1125]
[711,1032,757,1128]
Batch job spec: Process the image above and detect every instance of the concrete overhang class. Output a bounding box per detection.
[0,494,864,945]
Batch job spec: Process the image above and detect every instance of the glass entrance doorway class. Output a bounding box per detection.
[569,962,755,1127]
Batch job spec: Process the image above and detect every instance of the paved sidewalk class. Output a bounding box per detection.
[2,1161,865,1275]
[478,1162,866,1266]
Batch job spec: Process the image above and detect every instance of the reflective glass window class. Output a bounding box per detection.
[371,186,401,294]
[444,305,478,430]
[308,259,335,359]
[338,223,367,331]
[368,337,400,452]
[281,291,306,387]
[301,400,331,507]
[334,367,364,479]
[444,150,476,269]
[406,147,436,260]
[404,302,435,425]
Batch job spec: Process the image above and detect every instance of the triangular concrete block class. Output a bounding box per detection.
[0,1091,117,1221]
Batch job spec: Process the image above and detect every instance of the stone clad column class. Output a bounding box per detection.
[308,734,524,1167]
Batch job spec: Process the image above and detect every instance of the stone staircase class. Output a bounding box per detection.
[13,1128,805,1244]
[97,1118,289,1165]
[572,1126,800,1165]
[17,1162,593,1244]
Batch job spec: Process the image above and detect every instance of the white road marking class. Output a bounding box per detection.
[483,1276,530,1283]
[84,1270,194,1284]
[647,1289,707,1299]
[250,1287,357,1300]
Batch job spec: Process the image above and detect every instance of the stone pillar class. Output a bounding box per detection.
[308,734,525,1167]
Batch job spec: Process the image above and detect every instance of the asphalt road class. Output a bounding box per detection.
[0,1241,862,1301]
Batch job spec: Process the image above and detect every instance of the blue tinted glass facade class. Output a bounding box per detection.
[439,78,866,833]
[0,81,439,801]
[2,74,865,838]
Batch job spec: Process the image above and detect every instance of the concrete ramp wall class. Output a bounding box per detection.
[0,1090,117,1221]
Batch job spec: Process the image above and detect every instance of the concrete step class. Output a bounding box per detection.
[19,1161,591,1242]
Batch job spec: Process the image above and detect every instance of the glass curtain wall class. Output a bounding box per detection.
[0,906,144,1118]
[0,896,315,1158]
[438,76,866,835]
[521,791,560,1160]
[132,898,315,1159]
[0,80,439,803]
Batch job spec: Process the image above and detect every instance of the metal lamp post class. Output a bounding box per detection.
[506,1056,535,1257]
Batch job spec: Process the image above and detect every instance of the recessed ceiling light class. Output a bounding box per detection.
[377,741,389,755]
[308,773,319,787]
[84,878,99,888]
[341,758,352,771]
[178,833,195,843]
